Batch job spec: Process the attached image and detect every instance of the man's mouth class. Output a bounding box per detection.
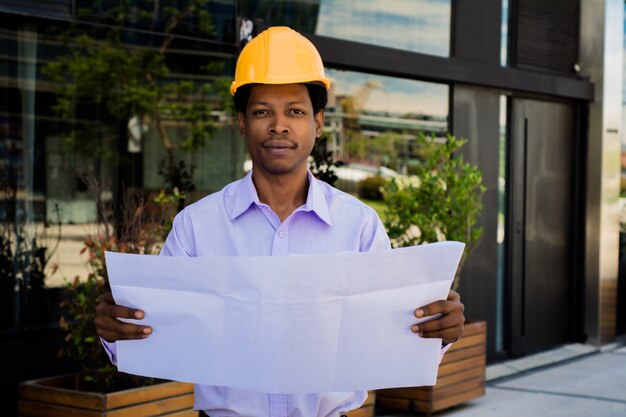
[262,139,297,149]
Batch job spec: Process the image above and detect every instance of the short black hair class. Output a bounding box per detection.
[234,83,328,115]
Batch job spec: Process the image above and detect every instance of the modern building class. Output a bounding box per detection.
[1,0,624,415]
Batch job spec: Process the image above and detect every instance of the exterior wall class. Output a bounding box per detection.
[580,0,624,345]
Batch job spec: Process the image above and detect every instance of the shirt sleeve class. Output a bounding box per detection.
[161,210,194,257]
[360,210,392,252]
[101,338,118,365]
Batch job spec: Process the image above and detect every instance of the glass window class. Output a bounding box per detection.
[0,4,241,308]
[74,0,237,43]
[238,0,320,34]
[316,0,450,56]
[501,0,509,66]
[323,68,448,192]
[496,94,508,353]
[239,0,451,56]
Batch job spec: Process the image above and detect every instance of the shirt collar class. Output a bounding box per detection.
[230,170,333,226]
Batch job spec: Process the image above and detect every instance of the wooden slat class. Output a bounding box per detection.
[18,383,105,411]
[441,344,486,365]
[438,355,485,377]
[345,406,374,417]
[376,396,430,413]
[376,387,431,401]
[19,377,194,413]
[430,386,486,413]
[106,382,194,409]
[107,394,194,417]
[432,377,484,401]
[20,395,195,417]
[161,410,198,417]
[448,332,486,351]
[377,369,486,402]
[377,383,486,414]
[18,400,102,417]
[435,366,485,388]
[460,321,487,337]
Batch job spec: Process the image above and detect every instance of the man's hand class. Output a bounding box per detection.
[95,292,152,343]
[411,289,464,345]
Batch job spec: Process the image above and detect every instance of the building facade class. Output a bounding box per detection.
[1,0,624,414]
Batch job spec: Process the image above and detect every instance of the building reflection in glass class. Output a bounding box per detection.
[239,0,450,57]
[316,0,450,56]
[323,68,448,191]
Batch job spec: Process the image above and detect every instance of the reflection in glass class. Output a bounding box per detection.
[501,0,509,66]
[238,0,450,56]
[0,8,242,292]
[323,68,448,192]
[496,94,508,353]
[317,0,450,56]
[238,0,320,34]
[74,0,237,43]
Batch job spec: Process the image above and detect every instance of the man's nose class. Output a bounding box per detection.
[269,114,289,134]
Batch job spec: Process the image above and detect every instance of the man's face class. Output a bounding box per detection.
[238,83,324,177]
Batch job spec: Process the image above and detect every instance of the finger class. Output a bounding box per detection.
[415,310,465,334]
[98,327,150,343]
[98,291,145,320]
[412,312,464,344]
[421,326,463,343]
[103,303,145,320]
[95,316,152,340]
[415,291,464,318]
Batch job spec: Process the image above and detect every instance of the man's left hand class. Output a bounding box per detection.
[411,290,465,345]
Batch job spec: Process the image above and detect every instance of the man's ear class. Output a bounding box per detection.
[237,112,246,136]
[314,110,325,139]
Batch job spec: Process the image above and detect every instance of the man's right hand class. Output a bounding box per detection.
[95,292,152,343]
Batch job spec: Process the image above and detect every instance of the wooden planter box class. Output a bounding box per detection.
[18,374,195,417]
[376,320,486,414]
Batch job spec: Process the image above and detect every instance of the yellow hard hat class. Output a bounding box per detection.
[230,26,331,96]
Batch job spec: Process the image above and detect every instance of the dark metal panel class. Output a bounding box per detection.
[452,0,502,64]
[513,0,579,74]
[509,99,527,356]
[453,86,501,361]
[307,34,594,101]
[510,99,576,355]
[0,0,70,19]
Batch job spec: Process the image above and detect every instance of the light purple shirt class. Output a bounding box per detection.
[104,170,392,416]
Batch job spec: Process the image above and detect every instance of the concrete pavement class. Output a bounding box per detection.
[382,342,626,417]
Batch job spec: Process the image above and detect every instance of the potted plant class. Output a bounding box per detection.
[17,176,199,416]
[376,133,487,414]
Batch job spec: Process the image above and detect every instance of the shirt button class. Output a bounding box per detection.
[278,231,284,238]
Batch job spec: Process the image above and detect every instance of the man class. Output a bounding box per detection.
[95,26,465,417]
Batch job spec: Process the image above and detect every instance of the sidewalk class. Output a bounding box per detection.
[382,342,626,417]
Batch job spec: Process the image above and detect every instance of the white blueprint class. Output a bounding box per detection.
[105,241,464,394]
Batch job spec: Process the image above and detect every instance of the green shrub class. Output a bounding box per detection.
[358,176,387,201]
[383,133,485,288]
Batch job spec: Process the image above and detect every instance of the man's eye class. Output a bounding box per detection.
[253,109,269,116]
[289,109,305,115]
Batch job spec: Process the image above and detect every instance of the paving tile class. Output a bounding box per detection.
[563,343,598,355]
[504,345,586,372]
[430,387,626,417]
[387,348,626,417]
[495,353,626,402]
[485,364,518,381]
